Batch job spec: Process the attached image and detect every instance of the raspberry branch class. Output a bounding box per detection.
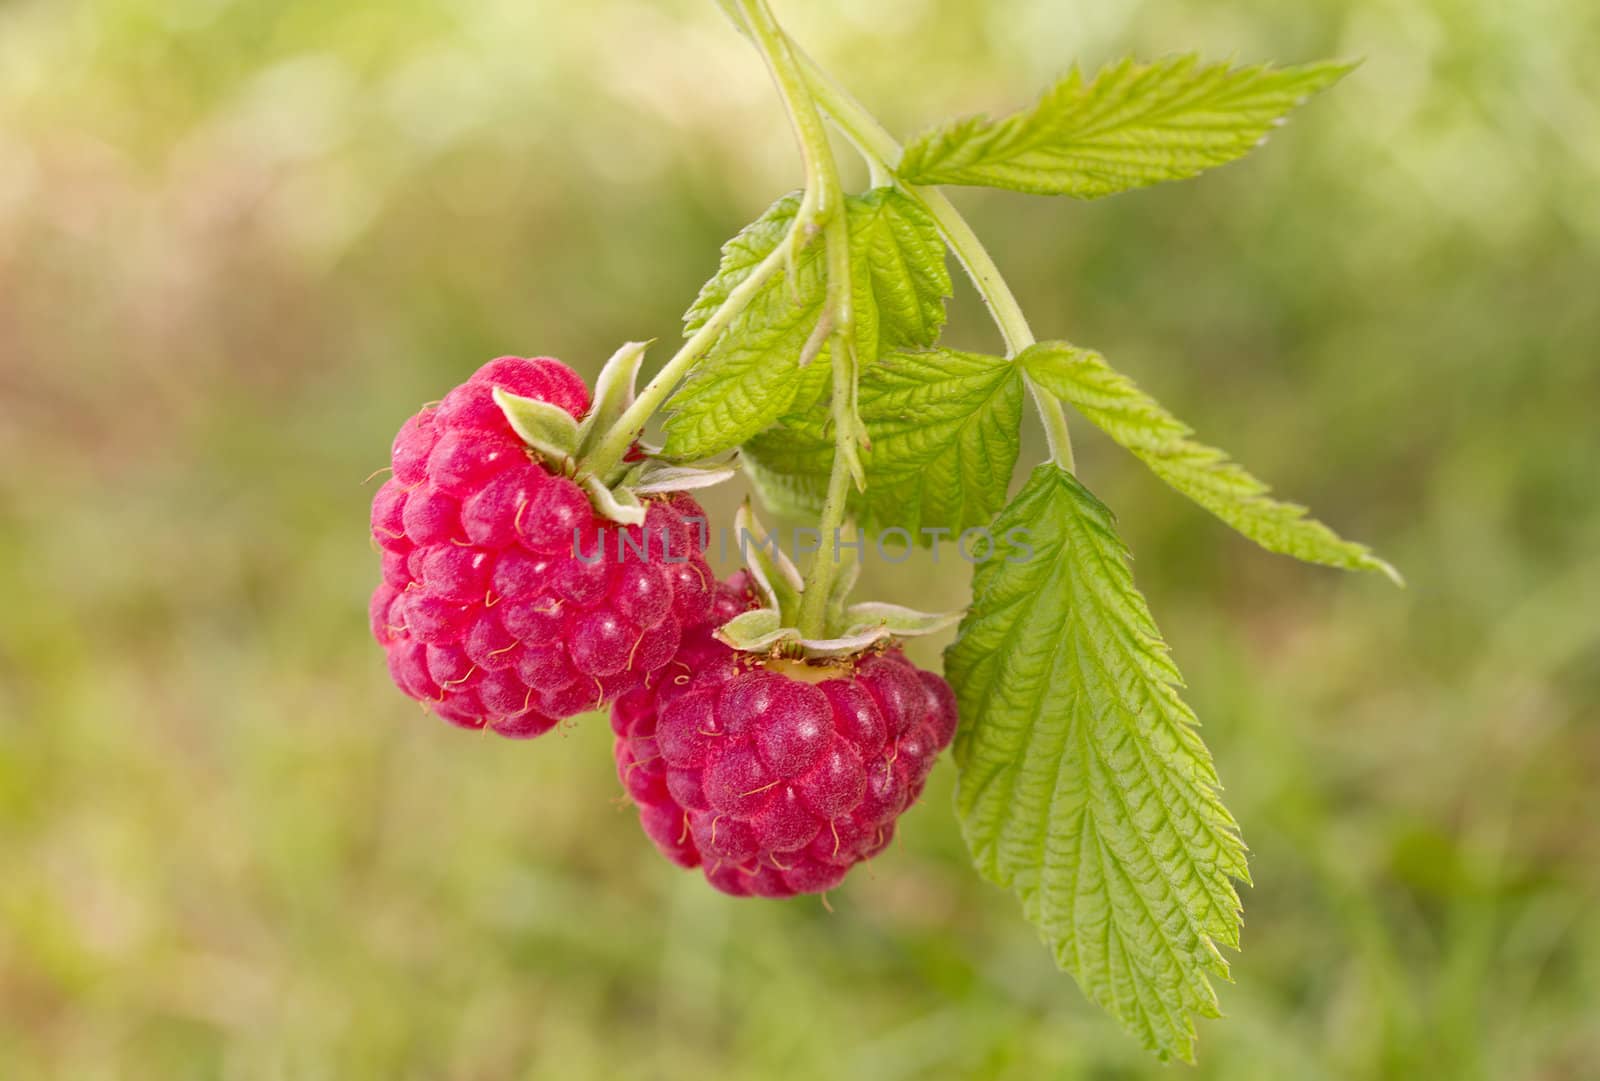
[580,234,795,484]
[791,46,1078,474]
[366,14,1385,1058]
[733,0,866,640]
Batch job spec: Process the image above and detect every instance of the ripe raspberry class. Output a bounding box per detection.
[612,619,958,898]
[370,356,719,737]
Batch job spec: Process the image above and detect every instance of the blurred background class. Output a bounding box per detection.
[2,0,1597,1077]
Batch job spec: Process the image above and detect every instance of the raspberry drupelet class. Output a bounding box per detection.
[612,599,959,898]
[369,356,718,737]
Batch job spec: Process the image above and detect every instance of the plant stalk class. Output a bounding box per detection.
[582,236,792,483]
[737,0,859,638]
[794,48,1077,473]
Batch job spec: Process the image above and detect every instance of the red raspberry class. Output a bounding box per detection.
[612,606,959,898]
[370,356,718,737]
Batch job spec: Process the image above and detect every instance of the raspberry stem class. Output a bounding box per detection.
[791,45,1078,474]
[581,233,793,483]
[735,0,863,639]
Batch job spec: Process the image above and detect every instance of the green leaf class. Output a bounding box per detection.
[665,193,819,460]
[898,54,1353,197]
[847,188,951,366]
[743,348,1025,539]
[683,192,804,337]
[946,465,1248,1063]
[664,189,949,460]
[771,188,953,422]
[1022,342,1399,581]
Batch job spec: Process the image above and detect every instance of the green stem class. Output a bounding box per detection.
[804,352,856,626]
[582,235,792,483]
[795,49,1077,474]
[738,0,858,638]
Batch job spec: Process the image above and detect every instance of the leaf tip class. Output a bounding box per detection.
[1369,556,1405,588]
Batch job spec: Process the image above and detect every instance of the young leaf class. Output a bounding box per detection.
[664,189,950,460]
[898,54,1353,198]
[847,188,951,366]
[743,348,1025,538]
[682,192,804,337]
[780,188,952,421]
[665,192,821,460]
[1022,342,1399,581]
[946,465,1248,1062]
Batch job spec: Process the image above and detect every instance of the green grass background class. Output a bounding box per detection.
[1,0,1597,1076]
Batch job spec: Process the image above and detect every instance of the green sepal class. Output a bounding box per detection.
[580,475,647,527]
[631,461,739,496]
[716,506,962,660]
[838,602,962,639]
[714,608,783,651]
[824,544,862,630]
[733,502,804,620]
[575,340,651,467]
[493,386,581,464]
[713,601,961,658]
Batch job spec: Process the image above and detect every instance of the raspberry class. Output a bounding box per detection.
[611,607,958,897]
[369,356,718,737]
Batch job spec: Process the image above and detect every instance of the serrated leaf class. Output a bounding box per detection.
[683,192,805,336]
[1022,342,1399,581]
[946,465,1248,1062]
[777,189,952,423]
[847,188,951,366]
[899,54,1352,197]
[744,348,1025,539]
[666,193,819,460]
[664,189,950,460]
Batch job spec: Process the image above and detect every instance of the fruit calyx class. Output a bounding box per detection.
[493,340,735,527]
[715,503,962,660]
